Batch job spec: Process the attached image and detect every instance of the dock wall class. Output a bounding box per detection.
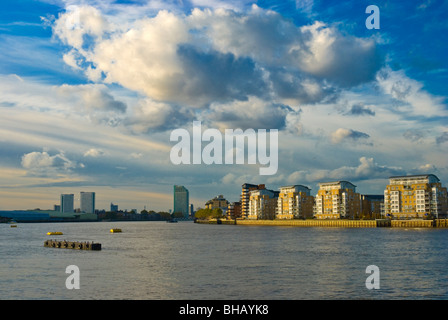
[235,219,377,228]
[197,219,448,228]
[391,220,433,228]
[434,219,448,228]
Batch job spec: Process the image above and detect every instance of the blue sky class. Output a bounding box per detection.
[0,0,447,211]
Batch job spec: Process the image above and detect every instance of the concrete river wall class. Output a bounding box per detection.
[197,219,448,228]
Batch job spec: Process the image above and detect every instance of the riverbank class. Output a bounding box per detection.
[196,218,448,228]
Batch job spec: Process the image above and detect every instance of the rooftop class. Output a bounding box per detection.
[318,181,357,187]
[389,174,439,181]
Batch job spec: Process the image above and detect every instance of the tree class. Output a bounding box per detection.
[158,211,171,220]
[194,208,212,219]
[104,211,117,220]
[172,211,184,219]
[194,208,224,220]
[212,208,223,219]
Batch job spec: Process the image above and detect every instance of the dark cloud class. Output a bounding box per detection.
[318,36,384,87]
[436,132,448,144]
[403,129,426,142]
[206,96,294,130]
[267,67,339,104]
[345,103,375,116]
[331,128,371,144]
[57,84,127,112]
[0,102,16,108]
[125,98,195,133]
[177,45,268,105]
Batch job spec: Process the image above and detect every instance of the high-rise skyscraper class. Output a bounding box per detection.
[173,185,189,218]
[80,192,95,214]
[60,194,74,213]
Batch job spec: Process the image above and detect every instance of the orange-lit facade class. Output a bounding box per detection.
[384,174,448,219]
[240,183,265,219]
[314,181,362,219]
[248,188,278,220]
[276,185,314,219]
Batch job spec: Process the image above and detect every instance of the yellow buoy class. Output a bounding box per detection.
[110,228,122,233]
[10,225,17,228]
[47,232,63,235]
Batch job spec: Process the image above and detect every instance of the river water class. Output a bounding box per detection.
[1,221,448,300]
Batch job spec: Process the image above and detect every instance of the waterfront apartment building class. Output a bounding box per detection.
[60,194,74,213]
[227,201,241,219]
[276,185,315,219]
[173,185,189,218]
[241,183,265,219]
[80,192,95,214]
[314,181,362,219]
[384,174,448,219]
[248,188,279,220]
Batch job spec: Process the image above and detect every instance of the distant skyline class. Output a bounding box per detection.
[0,0,447,212]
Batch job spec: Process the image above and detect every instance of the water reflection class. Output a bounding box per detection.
[1,222,448,299]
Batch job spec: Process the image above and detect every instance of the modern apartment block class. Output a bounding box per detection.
[314,181,362,219]
[276,185,314,219]
[240,183,265,219]
[173,185,189,218]
[235,174,447,221]
[227,201,241,219]
[248,188,279,220]
[60,194,74,213]
[80,192,95,214]
[384,174,448,219]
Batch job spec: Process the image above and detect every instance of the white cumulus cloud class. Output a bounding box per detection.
[330,128,371,144]
[21,151,78,177]
[52,5,384,111]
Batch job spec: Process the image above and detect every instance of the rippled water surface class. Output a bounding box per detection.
[1,221,448,300]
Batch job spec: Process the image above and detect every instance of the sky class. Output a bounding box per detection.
[0,0,447,212]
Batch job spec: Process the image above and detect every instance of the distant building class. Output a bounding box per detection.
[277,185,315,219]
[189,204,194,217]
[248,188,279,220]
[110,203,118,212]
[227,201,241,219]
[173,185,189,218]
[361,195,384,219]
[241,183,265,219]
[54,205,60,212]
[384,174,448,219]
[80,192,95,214]
[205,195,229,214]
[314,181,362,219]
[60,194,74,213]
